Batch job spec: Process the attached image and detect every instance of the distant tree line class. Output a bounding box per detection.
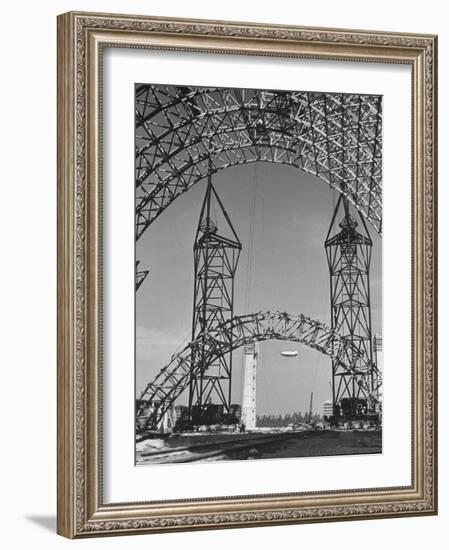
[256,411,322,427]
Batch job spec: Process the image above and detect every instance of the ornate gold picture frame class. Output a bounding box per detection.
[57,11,437,538]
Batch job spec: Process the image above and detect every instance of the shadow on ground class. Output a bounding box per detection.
[25,515,56,533]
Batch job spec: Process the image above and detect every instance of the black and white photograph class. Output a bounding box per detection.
[135,83,383,465]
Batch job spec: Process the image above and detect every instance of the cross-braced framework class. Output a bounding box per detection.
[135,261,149,291]
[325,195,381,417]
[189,176,241,422]
[135,84,383,245]
[136,83,383,428]
[137,311,369,430]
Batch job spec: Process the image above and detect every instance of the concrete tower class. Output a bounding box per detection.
[241,343,257,430]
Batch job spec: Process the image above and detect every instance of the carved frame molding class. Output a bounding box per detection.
[57,11,437,538]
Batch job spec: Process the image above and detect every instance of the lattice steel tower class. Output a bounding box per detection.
[188,176,242,423]
[325,195,377,418]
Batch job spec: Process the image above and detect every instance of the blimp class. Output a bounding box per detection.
[280,350,299,357]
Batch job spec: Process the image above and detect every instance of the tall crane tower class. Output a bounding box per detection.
[188,176,242,424]
[325,195,377,419]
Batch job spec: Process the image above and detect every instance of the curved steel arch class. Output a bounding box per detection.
[138,310,375,430]
[136,85,382,239]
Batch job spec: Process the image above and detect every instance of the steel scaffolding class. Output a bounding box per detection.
[135,261,149,291]
[188,176,242,422]
[135,85,382,237]
[135,84,382,289]
[325,195,380,418]
[135,83,383,430]
[137,311,365,430]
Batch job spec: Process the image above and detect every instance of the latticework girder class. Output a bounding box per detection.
[325,195,381,416]
[135,261,149,291]
[136,84,382,241]
[137,311,369,430]
[189,178,241,421]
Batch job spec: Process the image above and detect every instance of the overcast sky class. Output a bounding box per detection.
[135,162,382,416]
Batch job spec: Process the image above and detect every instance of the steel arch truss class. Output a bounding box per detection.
[138,311,376,430]
[136,84,382,240]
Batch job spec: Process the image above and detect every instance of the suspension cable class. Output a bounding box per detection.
[244,163,260,313]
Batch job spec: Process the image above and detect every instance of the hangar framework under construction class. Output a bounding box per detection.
[135,83,383,434]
